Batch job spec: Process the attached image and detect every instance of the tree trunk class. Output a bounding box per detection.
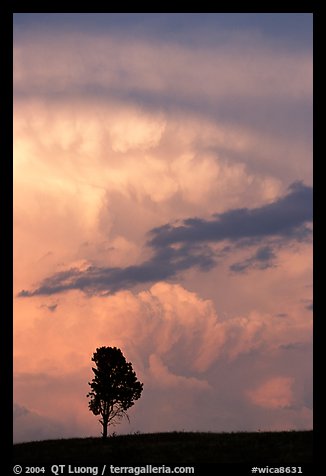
[102,417,108,439]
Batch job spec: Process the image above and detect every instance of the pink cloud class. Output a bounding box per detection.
[246,377,295,409]
[14,282,312,441]
[148,354,211,390]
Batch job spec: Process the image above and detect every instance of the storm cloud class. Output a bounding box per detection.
[14,13,312,442]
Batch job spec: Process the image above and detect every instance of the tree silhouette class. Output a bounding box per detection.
[87,346,143,438]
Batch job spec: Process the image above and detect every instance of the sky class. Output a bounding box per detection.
[13,13,313,443]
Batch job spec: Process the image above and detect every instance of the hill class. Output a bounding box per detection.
[13,431,312,465]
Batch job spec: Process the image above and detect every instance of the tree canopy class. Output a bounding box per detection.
[87,346,143,438]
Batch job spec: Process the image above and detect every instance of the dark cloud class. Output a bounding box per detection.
[305,301,313,312]
[17,244,216,297]
[279,341,312,351]
[149,181,312,248]
[14,13,312,51]
[18,182,312,297]
[230,246,276,273]
[275,313,288,318]
[40,303,58,312]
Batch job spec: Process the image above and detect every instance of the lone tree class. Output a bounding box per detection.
[87,346,143,438]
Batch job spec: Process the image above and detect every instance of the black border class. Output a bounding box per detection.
[1,2,14,468]
[5,6,318,476]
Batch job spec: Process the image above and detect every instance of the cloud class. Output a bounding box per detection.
[14,282,312,441]
[18,182,312,297]
[13,403,70,443]
[14,25,312,189]
[305,300,313,312]
[230,246,276,273]
[279,341,311,351]
[14,29,312,110]
[246,377,295,409]
[148,354,211,390]
[14,282,312,377]
[149,181,312,248]
[13,16,312,441]
[13,14,312,48]
[40,303,58,312]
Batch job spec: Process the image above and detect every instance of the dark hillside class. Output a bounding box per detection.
[13,431,312,464]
